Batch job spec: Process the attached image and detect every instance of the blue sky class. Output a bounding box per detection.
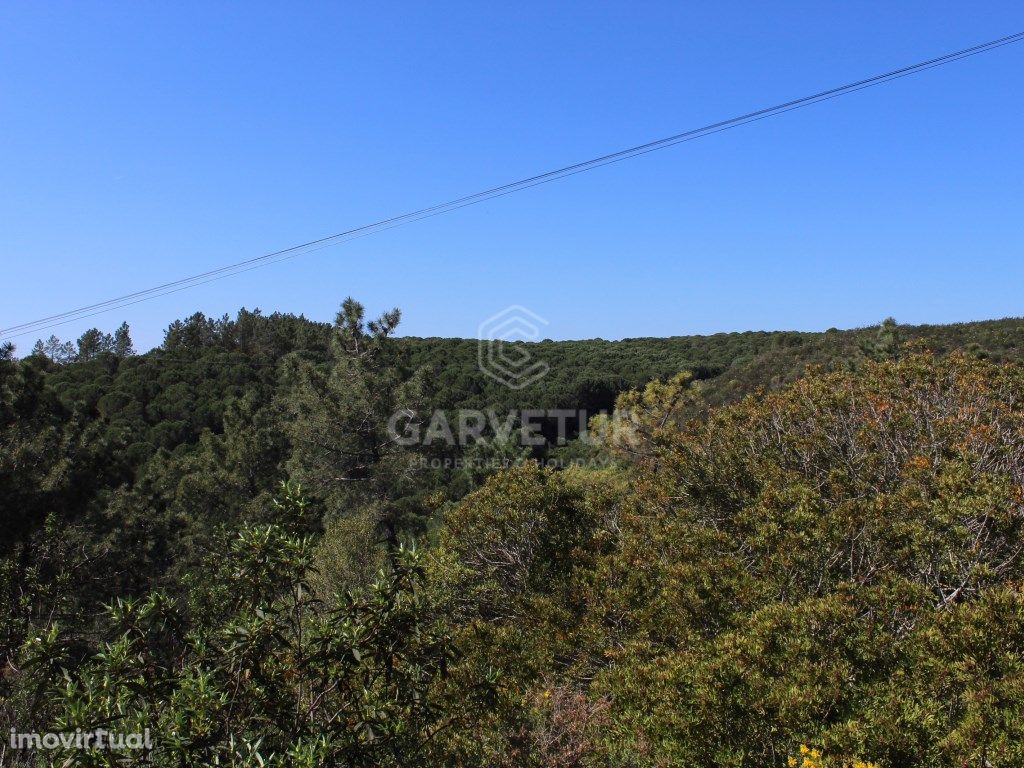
[2,2,1023,351]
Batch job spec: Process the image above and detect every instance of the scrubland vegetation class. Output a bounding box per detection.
[3,304,1024,766]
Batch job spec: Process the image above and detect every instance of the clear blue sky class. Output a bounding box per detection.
[2,1,1023,352]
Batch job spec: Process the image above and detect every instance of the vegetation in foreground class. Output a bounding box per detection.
[3,306,1024,765]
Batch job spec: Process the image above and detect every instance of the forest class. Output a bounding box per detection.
[3,302,1024,766]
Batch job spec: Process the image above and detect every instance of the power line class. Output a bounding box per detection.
[4,30,1023,342]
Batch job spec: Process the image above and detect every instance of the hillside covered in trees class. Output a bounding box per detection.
[3,304,1024,766]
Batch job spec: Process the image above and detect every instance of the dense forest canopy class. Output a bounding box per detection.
[3,304,1024,766]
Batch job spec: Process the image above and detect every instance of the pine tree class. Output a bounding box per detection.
[112,321,135,357]
[285,298,431,548]
[860,317,902,361]
[36,334,77,364]
[76,328,112,361]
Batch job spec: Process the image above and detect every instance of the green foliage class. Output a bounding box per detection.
[8,306,1024,766]
[284,298,431,547]
[427,352,1024,767]
[859,317,902,361]
[19,486,453,767]
[425,464,626,766]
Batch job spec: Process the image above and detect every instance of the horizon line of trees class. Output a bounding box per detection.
[29,321,135,364]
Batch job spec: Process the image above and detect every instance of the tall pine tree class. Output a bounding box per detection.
[285,298,431,548]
